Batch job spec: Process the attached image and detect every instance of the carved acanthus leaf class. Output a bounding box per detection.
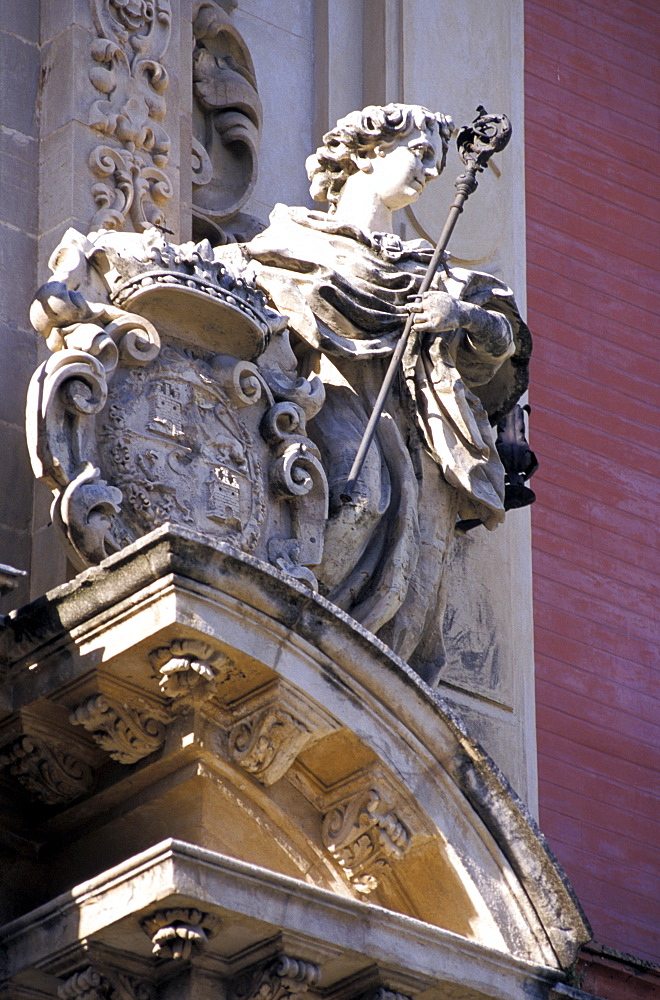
[70,695,166,763]
[0,735,94,805]
[58,965,154,1000]
[232,956,319,1000]
[321,789,411,893]
[141,908,218,961]
[228,707,312,785]
[89,0,173,231]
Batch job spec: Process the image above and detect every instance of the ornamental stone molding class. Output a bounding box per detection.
[149,637,232,711]
[321,788,411,894]
[69,693,167,763]
[0,734,94,805]
[27,226,327,585]
[88,0,173,231]
[192,2,263,243]
[227,682,338,785]
[141,907,218,961]
[232,956,320,1000]
[58,965,155,1000]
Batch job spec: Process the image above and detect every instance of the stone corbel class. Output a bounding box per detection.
[0,733,94,806]
[140,908,218,962]
[58,965,155,1000]
[321,786,412,895]
[69,693,167,765]
[149,638,234,713]
[227,682,338,786]
[231,956,320,1000]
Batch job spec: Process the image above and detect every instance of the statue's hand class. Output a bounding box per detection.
[409,291,462,334]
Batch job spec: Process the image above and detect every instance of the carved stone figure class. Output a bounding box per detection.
[238,104,531,683]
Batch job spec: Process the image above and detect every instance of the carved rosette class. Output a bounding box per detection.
[232,956,320,1000]
[58,965,154,1000]
[149,638,231,711]
[70,695,166,763]
[88,0,173,231]
[141,908,218,961]
[321,789,411,893]
[0,735,94,805]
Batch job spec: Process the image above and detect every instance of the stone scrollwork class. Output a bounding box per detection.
[141,907,218,961]
[232,956,320,1000]
[0,735,94,805]
[88,0,173,231]
[27,225,328,585]
[192,2,263,243]
[228,707,311,786]
[149,638,232,711]
[321,789,411,894]
[70,694,167,764]
[58,965,155,1000]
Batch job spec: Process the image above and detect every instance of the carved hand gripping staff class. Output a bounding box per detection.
[341,107,512,501]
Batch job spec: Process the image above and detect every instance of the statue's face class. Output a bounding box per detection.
[367,126,442,210]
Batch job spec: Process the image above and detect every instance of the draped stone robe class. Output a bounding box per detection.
[242,205,531,683]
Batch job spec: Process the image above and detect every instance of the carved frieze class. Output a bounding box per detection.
[70,694,166,764]
[141,908,218,961]
[0,735,94,805]
[192,3,263,242]
[232,956,319,1000]
[88,0,173,231]
[27,226,328,586]
[321,789,411,894]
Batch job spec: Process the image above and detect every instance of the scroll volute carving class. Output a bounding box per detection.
[192,2,262,241]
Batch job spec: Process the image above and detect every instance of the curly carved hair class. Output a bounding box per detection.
[306,103,455,212]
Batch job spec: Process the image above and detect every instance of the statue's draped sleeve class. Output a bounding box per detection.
[244,204,531,528]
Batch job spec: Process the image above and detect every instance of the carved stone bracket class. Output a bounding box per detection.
[321,788,411,894]
[227,683,337,786]
[141,908,218,961]
[0,735,94,805]
[149,638,233,712]
[88,0,173,231]
[58,965,154,1000]
[232,956,320,1000]
[70,694,166,764]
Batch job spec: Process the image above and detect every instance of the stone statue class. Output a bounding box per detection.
[238,104,531,683]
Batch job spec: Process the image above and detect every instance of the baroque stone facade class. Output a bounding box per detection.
[0,3,589,999]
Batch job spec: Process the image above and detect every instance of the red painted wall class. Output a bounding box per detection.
[524,0,660,975]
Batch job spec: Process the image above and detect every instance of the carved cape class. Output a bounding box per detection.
[240,205,531,672]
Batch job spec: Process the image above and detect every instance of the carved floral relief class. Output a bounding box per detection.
[88,0,173,231]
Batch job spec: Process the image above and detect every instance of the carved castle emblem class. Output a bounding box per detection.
[27,227,328,586]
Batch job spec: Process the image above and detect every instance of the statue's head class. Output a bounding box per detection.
[307,103,454,213]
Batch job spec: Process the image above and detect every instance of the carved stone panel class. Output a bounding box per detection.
[88,0,174,231]
[141,907,218,961]
[231,956,320,1000]
[0,735,94,806]
[321,788,411,894]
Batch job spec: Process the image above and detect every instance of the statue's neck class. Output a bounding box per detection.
[332,174,393,235]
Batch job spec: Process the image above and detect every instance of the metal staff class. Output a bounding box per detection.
[341,106,512,502]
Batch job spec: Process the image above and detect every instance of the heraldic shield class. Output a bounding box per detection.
[27,227,328,588]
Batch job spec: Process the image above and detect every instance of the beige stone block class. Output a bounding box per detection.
[0,129,38,235]
[238,0,314,39]
[39,0,94,44]
[0,0,39,44]
[39,24,97,140]
[0,324,37,424]
[38,121,105,241]
[0,31,39,139]
[0,224,36,328]
[0,424,33,531]
[28,524,69,601]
